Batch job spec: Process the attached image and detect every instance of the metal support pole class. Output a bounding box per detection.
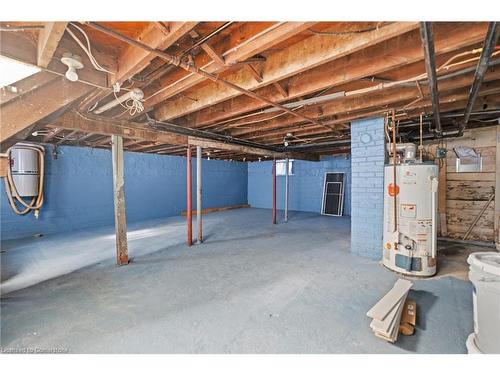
[187,146,193,246]
[196,145,202,243]
[111,135,128,265]
[284,158,289,223]
[460,22,500,134]
[272,159,277,224]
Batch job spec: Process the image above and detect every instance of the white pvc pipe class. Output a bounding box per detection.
[94,89,144,114]
[431,176,439,258]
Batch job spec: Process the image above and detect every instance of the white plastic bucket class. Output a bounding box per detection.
[467,252,500,354]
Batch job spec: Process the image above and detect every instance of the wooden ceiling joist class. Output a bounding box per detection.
[1,71,55,106]
[0,76,93,152]
[37,22,68,68]
[0,27,108,88]
[178,22,488,129]
[48,112,188,145]
[200,42,226,67]
[228,68,500,138]
[188,137,318,161]
[113,22,198,85]
[144,22,316,108]
[154,22,421,121]
[2,21,499,158]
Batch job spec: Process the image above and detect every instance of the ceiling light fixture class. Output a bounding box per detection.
[60,52,83,82]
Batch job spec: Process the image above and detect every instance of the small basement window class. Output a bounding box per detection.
[276,159,294,176]
[0,56,40,88]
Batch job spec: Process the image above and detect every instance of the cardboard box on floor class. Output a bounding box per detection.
[399,299,417,336]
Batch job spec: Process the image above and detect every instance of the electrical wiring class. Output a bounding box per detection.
[113,90,144,116]
[67,23,114,75]
[159,49,499,135]
[346,48,500,98]
[213,86,338,131]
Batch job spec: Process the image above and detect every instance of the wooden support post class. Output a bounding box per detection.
[196,145,202,243]
[187,146,193,246]
[272,159,277,224]
[284,158,289,223]
[111,135,129,265]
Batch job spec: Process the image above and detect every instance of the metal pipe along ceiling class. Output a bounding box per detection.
[84,22,324,128]
[460,22,500,134]
[419,22,442,136]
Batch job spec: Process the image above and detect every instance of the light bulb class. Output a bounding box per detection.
[65,67,79,82]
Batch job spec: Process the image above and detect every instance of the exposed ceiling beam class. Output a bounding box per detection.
[0,76,93,152]
[178,22,487,128]
[0,29,108,88]
[200,42,226,67]
[188,137,319,161]
[37,22,68,68]
[1,71,55,106]
[154,22,420,121]
[113,22,198,85]
[273,82,288,98]
[212,57,500,135]
[145,22,316,108]
[188,137,283,158]
[49,112,188,145]
[247,84,500,143]
[460,21,500,133]
[245,64,264,83]
[45,111,319,161]
[56,130,79,145]
[229,68,500,138]
[43,127,64,142]
[85,22,325,129]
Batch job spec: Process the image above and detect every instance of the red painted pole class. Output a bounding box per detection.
[272,159,277,224]
[187,146,193,246]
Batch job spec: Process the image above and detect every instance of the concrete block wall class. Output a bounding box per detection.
[350,117,386,259]
[1,146,247,240]
[248,155,351,215]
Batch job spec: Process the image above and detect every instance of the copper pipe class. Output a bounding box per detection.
[272,159,277,224]
[391,109,398,233]
[187,146,193,246]
[419,113,423,162]
[84,22,324,129]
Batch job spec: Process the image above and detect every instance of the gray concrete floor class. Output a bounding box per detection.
[0,208,487,353]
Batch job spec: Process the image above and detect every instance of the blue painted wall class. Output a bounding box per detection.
[1,146,247,240]
[350,117,385,259]
[247,155,351,215]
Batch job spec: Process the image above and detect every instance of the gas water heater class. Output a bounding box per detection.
[383,144,439,277]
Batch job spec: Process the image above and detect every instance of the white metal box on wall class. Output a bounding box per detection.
[10,147,40,197]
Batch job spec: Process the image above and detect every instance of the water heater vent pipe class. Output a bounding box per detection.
[391,110,397,233]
